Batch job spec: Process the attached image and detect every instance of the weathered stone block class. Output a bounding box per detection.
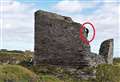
[34,10,113,68]
[34,10,91,67]
[99,39,113,64]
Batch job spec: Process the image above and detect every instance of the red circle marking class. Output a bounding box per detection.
[79,22,96,45]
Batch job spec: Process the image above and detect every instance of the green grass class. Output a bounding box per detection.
[0,64,120,82]
[0,50,120,82]
[96,64,120,82]
[39,75,64,82]
[0,51,33,66]
[0,65,37,82]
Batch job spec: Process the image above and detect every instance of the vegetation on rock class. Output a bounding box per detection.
[0,49,33,65]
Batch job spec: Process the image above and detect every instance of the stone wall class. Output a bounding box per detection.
[34,10,113,68]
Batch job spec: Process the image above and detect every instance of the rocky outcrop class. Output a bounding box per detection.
[34,10,113,68]
[99,39,113,64]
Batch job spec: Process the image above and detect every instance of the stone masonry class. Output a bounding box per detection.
[34,10,113,68]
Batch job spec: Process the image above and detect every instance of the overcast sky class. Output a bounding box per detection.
[0,0,120,57]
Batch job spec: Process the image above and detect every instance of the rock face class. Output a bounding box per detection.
[34,10,113,68]
[99,39,113,64]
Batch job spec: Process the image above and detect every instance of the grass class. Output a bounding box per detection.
[0,65,37,82]
[39,75,64,82]
[0,51,33,66]
[0,50,120,82]
[0,64,120,82]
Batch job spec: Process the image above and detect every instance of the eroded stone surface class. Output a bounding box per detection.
[34,10,113,68]
[34,10,91,67]
[99,39,113,64]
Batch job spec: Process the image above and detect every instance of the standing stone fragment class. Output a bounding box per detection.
[34,10,90,67]
[99,39,113,64]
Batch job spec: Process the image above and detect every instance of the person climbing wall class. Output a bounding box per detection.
[85,28,89,37]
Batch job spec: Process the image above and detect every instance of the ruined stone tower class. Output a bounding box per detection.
[34,10,113,68]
